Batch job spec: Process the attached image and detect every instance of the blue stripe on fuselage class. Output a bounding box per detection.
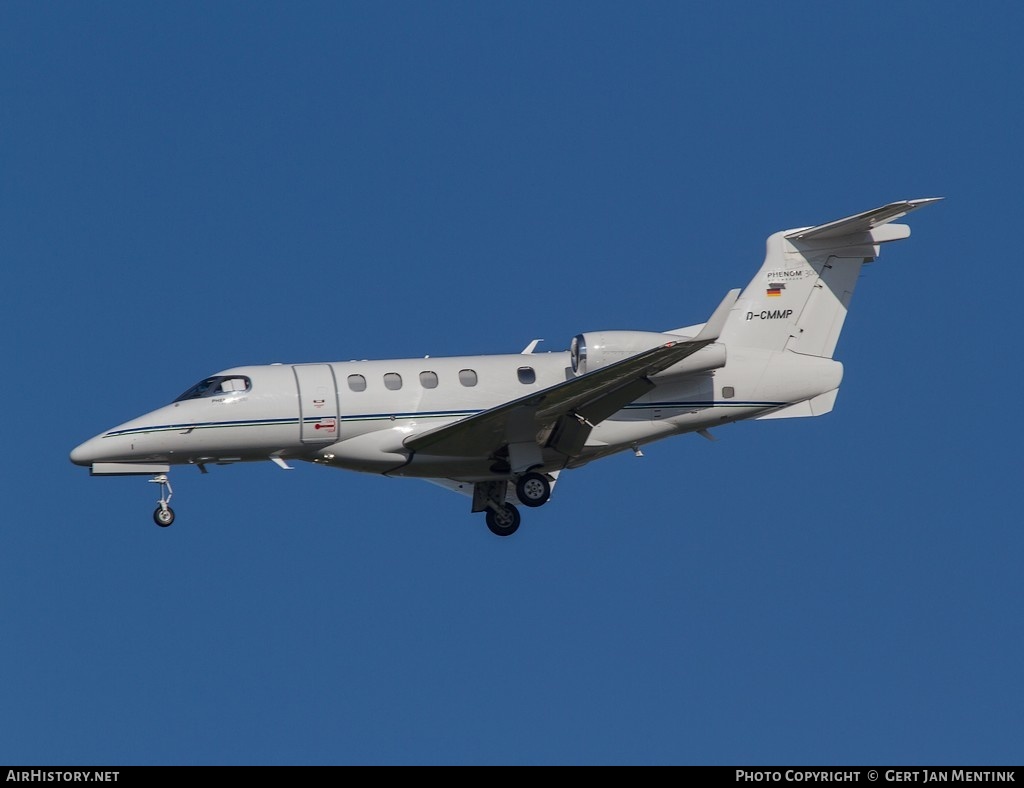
[102,402,782,439]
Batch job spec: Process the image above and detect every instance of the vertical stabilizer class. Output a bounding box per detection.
[718,199,940,358]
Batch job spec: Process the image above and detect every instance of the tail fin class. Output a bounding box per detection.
[718,198,941,357]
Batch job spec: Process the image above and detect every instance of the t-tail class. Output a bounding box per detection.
[718,198,942,357]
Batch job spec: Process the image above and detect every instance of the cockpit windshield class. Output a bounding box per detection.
[174,375,251,402]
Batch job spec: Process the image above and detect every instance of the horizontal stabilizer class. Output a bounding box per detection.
[785,198,943,240]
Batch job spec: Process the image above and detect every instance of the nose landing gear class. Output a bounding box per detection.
[149,474,175,527]
[485,502,521,536]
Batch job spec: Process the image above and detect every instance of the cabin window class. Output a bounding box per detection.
[722,386,735,399]
[384,373,403,391]
[458,369,478,387]
[174,375,251,401]
[419,371,438,389]
[517,366,536,385]
[348,374,367,392]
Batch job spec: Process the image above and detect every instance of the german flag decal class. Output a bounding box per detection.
[766,283,785,297]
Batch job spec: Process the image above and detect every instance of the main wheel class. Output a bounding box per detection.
[485,503,521,537]
[153,506,175,527]
[515,472,551,508]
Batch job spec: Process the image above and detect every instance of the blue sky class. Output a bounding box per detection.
[2,1,1022,766]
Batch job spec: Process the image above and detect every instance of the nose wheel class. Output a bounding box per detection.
[485,503,521,536]
[149,474,175,527]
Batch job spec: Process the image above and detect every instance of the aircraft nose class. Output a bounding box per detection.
[70,435,104,466]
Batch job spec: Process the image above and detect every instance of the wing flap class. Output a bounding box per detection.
[545,377,654,457]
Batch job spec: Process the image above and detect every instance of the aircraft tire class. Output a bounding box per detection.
[515,472,551,508]
[485,503,520,537]
[153,506,175,527]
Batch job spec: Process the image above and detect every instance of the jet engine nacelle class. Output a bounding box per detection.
[570,330,727,378]
[570,331,666,375]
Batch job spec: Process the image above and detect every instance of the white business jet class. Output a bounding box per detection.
[71,198,940,535]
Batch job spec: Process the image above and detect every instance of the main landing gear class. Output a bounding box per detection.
[515,471,551,508]
[149,474,175,527]
[475,471,554,537]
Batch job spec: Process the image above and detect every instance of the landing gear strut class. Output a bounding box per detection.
[149,474,175,527]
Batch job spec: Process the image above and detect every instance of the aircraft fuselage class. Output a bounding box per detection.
[70,347,840,480]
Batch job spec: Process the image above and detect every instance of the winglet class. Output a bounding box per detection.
[695,289,740,342]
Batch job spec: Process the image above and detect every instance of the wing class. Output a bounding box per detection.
[404,290,738,468]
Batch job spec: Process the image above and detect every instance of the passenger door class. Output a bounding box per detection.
[293,364,339,443]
